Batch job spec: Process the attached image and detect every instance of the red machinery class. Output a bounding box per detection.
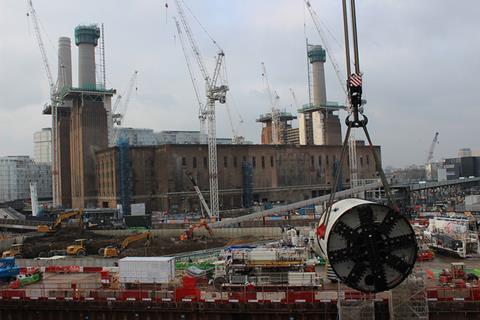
[180,222,214,241]
[440,262,466,287]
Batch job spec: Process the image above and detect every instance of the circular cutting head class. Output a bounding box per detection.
[326,203,417,293]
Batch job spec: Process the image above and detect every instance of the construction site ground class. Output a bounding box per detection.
[17,229,272,259]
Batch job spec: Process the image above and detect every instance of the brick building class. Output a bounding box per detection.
[96,144,380,213]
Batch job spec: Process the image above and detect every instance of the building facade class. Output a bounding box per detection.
[33,128,52,163]
[0,156,52,202]
[442,157,480,180]
[96,144,380,213]
[113,128,233,146]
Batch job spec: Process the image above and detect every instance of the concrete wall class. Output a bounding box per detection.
[93,227,284,239]
[16,257,117,268]
[57,107,72,208]
[70,99,108,208]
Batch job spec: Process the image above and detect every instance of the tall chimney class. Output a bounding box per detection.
[308,45,328,145]
[74,25,100,89]
[308,45,327,108]
[57,37,72,91]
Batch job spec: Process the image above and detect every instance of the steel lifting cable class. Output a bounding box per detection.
[318,0,395,240]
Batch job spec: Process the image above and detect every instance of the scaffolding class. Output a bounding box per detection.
[118,138,132,216]
[338,282,375,320]
[242,161,253,208]
[389,268,428,320]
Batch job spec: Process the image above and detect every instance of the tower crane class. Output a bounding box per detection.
[26,0,61,207]
[111,70,139,145]
[225,102,245,144]
[426,132,439,164]
[174,0,228,218]
[261,62,281,145]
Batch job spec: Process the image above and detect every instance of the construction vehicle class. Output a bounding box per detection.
[37,209,84,233]
[99,231,151,258]
[40,239,89,257]
[2,244,28,259]
[0,258,20,282]
[179,222,213,241]
[66,239,88,256]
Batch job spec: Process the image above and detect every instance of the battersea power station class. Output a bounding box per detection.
[50,26,380,214]
[95,143,379,213]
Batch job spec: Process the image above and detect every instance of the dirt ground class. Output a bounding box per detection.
[20,229,267,258]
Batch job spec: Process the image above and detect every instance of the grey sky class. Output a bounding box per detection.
[0,0,478,168]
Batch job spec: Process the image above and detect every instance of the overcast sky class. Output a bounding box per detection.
[0,0,478,168]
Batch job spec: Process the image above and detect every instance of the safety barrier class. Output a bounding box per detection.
[3,286,480,304]
[2,269,480,305]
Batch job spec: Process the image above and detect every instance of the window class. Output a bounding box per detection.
[243,156,246,162]
[366,155,370,165]
[326,155,329,165]
[182,157,186,166]
[360,156,363,166]
[311,156,314,167]
[224,156,228,168]
[203,157,207,168]
[261,156,265,169]
[318,156,322,166]
[333,155,336,163]
[270,156,274,167]
[193,157,197,169]
[233,156,238,167]
[252,156,256,168]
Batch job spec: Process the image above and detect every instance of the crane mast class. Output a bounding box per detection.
[261,62,281,145]
[426,132,439,164]
[26,0,61,206]
[174,0,227,218]
[111,70,138,145]
[173,17,207,143]
[289,88,299,109]
[27,0,55,95]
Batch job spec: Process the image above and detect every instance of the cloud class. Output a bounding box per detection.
[0,0,478,168]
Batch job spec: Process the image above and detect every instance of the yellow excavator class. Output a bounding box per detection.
[37,209,84,233]
[99,231,152,258]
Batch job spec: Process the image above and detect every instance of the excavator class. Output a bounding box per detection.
[37,209,84,233]
[99,231,152,258]
[180,221,213,241]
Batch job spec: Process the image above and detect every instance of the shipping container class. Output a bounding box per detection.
[119,257,175,284]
